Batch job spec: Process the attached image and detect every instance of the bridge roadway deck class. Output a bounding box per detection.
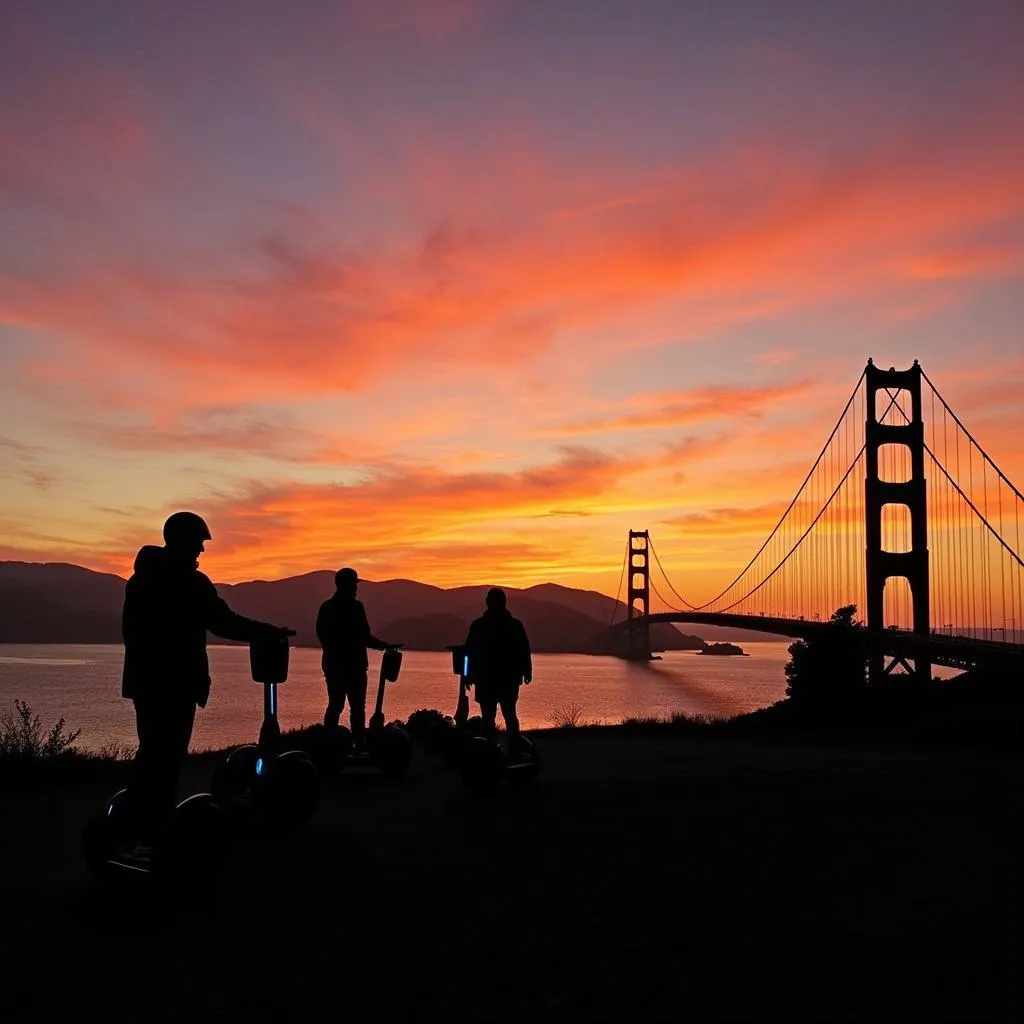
[620,612,1024,670]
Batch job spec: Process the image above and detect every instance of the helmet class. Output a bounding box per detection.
[335,567,358,590]
[163,511,212,547]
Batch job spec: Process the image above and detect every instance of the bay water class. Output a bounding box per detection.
[0,642,798,753]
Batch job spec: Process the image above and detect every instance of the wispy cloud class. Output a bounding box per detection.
[554,380,813,436]
[0,435,57,490]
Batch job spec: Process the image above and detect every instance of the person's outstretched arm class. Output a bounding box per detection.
[200,575,282,642]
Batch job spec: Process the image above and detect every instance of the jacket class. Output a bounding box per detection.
[463,609,532,687]
[316,593,387,675]
[121,544,274,706]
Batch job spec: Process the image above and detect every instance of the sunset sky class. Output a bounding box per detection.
[1,0,1022,604]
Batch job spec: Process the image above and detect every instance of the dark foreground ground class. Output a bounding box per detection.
[1,728,1019,1022]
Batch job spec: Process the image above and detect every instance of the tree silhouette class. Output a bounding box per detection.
[785,605,867,714]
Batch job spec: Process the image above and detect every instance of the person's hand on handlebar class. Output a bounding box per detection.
[260,623,295,639]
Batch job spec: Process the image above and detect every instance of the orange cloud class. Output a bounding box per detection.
[659,502,793,538]
[56,437,728,584]
[553,380,813,436]
[6,117,1024,418]
[896,247,1024,281]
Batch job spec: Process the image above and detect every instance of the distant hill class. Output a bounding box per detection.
[0,563,126,643]
[0,560,786,652]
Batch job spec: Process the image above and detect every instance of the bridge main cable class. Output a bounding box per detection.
[688,367,867,611]
[710,446,866,613]
[647,535,699,610]
[882,385,1023,569]
[921,368,1024,504]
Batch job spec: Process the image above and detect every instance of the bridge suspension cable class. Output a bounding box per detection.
[891,375,1023,643]
[647,535,698,610]
[650,368,877,620]
[607,534,630,627]
[707,446,866,614]
[669,368,868,613]
[922,369,1024,504]
[645,376,928,624]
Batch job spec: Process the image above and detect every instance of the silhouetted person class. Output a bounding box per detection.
[463,587,532,751]
[120,511,290,856]
[316,567,390,746]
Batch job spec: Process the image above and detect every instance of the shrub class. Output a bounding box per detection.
[405,708,448,741]
[0,700,81,762]
[784,605,868,717]
[549,703,586,728]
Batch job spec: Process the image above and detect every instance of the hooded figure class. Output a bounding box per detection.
[118,512,289,852]
[463,587,532,750]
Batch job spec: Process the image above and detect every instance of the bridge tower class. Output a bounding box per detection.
[627,529,652,660]
[864,359,930,683]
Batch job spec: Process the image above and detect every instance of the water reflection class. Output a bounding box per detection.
[0,642,796,752]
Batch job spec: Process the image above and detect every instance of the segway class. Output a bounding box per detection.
[81,785,228,890]
[459,732,541,795]
[210,630,321,837]
[309,645,413,780]
[440,646,540,795]
[411,645,487,765]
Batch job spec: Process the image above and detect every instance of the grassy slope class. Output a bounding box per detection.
[0,721,1018,1022]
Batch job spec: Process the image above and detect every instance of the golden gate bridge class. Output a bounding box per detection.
[608,359,1024,682]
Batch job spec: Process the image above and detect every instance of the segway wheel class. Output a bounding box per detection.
[460,736,505,795]
[368,723,413,779]
[260,750,321,836]
[305,724,353,778]
[506,735,541,788]
[154,793,229,890]
[81,788,133,884]
[211,744,260,803]
[429,718,462,763]
[463,715,487,738]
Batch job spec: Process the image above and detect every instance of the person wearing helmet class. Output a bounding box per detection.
[462,587,532,754]
[315,567,391,747]
[119,511,292,856]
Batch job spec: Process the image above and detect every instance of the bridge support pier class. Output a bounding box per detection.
[627,530,653,660]
[865,359,931,684]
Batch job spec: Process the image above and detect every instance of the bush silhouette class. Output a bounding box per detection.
[0,700,81,762]
[404,708,447,742]
[784,605,867,717]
